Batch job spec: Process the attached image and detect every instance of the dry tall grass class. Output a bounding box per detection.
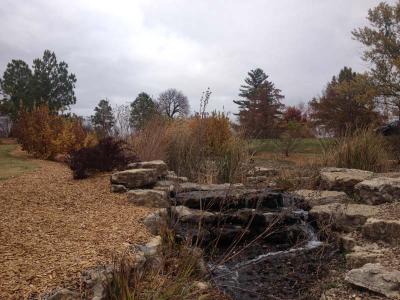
[130,114,251,183]
[322,128,390,172]
[167,114,250,183]
[104,227,227,300]
[128,117,170,161]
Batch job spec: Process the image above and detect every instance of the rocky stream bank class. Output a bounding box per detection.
[48,162,400,300]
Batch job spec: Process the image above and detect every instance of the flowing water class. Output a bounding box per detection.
[173,190,338,299]
[208,211,328,300]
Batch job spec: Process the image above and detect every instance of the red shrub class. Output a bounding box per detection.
[67,137,138,179]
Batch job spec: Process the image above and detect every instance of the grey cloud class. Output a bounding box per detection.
[0,0,394,117]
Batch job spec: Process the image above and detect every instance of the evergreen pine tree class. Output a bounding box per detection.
[234,68,284,138]
[92,99,115,137]
[130,92,158,130]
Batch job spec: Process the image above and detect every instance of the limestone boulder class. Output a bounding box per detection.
[167,170,177,177]
[175,189,283,210]
[127,189,169,208]
[110,184,128,193]
[136,235,161,257]
[362,218,400,245]
[177,182,244,193]
[345,244,385,268]
[111,169,158,189]
[81,266,113,300]
[355,177,400,205]
[309,203,378,232]
[320,167,373,192]
[127,160,168,177]
[292,189,349,207]
[178,182,202,193]
[195,183,244,191]
[224,208,269,226]
[172,206,216,224]
[165,171,189,183]
[143,209,167,235]
[345,263,400,299]
[153,180,177,195]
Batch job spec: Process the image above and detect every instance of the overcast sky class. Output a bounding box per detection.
[0,0,393,116]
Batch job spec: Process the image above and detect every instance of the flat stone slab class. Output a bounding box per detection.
[136,235,161,257]
[153,180,177,194]
[293,189,349,207]
[127,160,168,177]
[110,184,128,193]
[345,244,385,268]
[165,172,189,183]
[143,206,217,235]
[320,167,374,192]
[362,218,400,245]
[172,206,216,224]
[355,177,400,205]
[175,189,283,210]
[177,182,244,193]
[111,168,158,189]
[345,263,400,299]
[310,203,378,232]
[127,189,169,208]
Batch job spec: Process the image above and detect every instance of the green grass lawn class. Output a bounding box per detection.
[250,138,331,155]
[0,143,37,180]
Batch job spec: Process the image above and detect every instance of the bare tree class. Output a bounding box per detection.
[113,104,132,139]
[157,88,190,118]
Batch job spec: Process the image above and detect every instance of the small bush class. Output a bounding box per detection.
[15,105,95,159]
[68,137,138,179]
[323,128,390,172]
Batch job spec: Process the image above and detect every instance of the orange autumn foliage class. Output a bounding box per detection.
[187,112,232,156]
[15,105,97,159]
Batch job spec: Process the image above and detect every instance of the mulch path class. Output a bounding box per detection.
[0,159,154,299]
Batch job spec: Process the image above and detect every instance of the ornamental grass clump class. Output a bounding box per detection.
[323,128,390,172]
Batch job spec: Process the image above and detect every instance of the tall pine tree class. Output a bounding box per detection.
[92,99,115,137]
[0,50,77,119]
[130,92,158,130]
[234,68,284,138]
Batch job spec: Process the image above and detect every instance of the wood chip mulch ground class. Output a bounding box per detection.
[0,159,154,299]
